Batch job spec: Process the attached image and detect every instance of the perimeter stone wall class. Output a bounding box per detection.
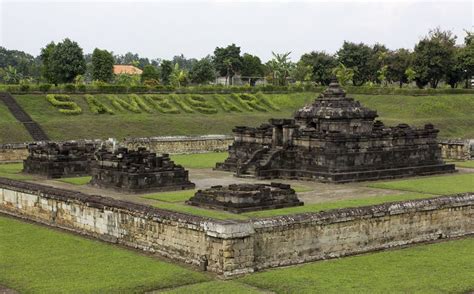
[439,139,474,160]
[0,135,233,162]
[0,177,472,277]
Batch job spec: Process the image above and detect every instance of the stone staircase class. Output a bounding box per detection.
[0,92,49,141]
[237,147,281,177]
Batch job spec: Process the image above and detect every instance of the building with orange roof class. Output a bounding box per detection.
[113,65,143,75]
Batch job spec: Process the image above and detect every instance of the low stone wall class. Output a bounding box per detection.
[439,139,474,160]
[0,143,28,162]
[0,135,233,163]
[0,177,473,277]
[123,135,233,155]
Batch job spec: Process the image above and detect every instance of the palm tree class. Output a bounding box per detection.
[268,52,293,86]
[3,66,22,84]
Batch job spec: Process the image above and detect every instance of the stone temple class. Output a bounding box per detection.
[186,183,303,213]
[89,147,195,193]
[23,141,98,178]
[216,80,455,183]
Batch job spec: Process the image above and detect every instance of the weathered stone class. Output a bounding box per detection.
[216,80,456,182]
[89,146,195,193]
[23,141,99,178]
[187,183,303,213]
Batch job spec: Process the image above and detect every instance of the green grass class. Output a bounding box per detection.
[451,161,474,168]
[56,176,92,185]
[242,193,433,218]
[171,152,229,169]
[151,201,248,220]
[238,237,474,293]
[368,173,474,195]
[161,281,263,294]
[0,215,209,294]
[7,93,473,143]
[0,163,33,180]
[143,189,197,202]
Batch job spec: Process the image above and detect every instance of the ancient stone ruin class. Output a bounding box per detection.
[89,146,195,193]
[216,80,455,182]
[186,183,303,213]
[23,141,98,178]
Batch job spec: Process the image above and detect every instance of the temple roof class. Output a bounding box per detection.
[293,79,378,120]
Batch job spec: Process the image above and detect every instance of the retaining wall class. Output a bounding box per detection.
[439,139,474,160]
[0,177,472,277]
[0,135,233,163]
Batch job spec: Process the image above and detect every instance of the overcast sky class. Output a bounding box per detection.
[1,0,472,61]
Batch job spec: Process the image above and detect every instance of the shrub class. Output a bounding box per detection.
[46,94,82,115]
[184,95,218,114]
[169,94,194,113]
[106,95,141,113]
[97,84,127,93]
[129,85,149,93]
[63,84,76,92]
[128,94,153,113]
[19,83,30,92]
[39,84,52,93]
[77,84,87,92]
[214,94,242,112]
[143,95,180,114]
[84,95,114,115]
[255,92,280,111]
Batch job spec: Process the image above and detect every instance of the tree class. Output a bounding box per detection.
[332,63,354,86]
[213,44,242,85]
[0,47,40,81]
[336,41,372,86]
[386,49,413,87]
[189,57,215,84]
[170,63,188,87]
[405,67,416,84]
[299,51,337,85]
[172,54,197,71]
[160,60,173,85]
[40,42,57,84]
[267,52,294,86]
[413,28,457,88]
[291,61,312,83]
[91,48,114,82]
[141,65,160,83]
[114,52,150,69]
[457,30,474,88]
[41,39,86,84]
[240,53,265,86]
[0,65,22,84]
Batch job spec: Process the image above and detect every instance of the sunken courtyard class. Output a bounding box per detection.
[0,83,472,278]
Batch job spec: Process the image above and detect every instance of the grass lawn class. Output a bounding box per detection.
[452,160,474,169]
[368,173,474,195]
[238,237,474,293]
[7,93,474,143]
[0,215,209,294]
[171,152,228,169]
[0,163,33,180]
[57,176,92,185]
[161,281,263,294]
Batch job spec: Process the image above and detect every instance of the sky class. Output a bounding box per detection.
[0,0,472,62]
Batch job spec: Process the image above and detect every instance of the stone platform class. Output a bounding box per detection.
[23,141,98,178]
[186,183,303,213]
[89,147,195,193]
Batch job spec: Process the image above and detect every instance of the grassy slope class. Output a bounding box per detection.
[0,101,32,144]
[7,93,474,143]
[0,216,209,294]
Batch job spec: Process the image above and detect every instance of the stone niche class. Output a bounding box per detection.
[23,141,98,178]
[216,79,456,183]
[186,183,304,213]
[89,147,195,193]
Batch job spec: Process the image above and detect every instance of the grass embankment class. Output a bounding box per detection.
[0,163,32,180]
[3,93,473,143]
[0,102,32,144]
[1,214,472,293]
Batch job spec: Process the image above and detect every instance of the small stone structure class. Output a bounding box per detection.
[89,147,195,193]
[439,139,474,160]
[23,141,99,178]
[187,183,304,213]
[216,80,456,182]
